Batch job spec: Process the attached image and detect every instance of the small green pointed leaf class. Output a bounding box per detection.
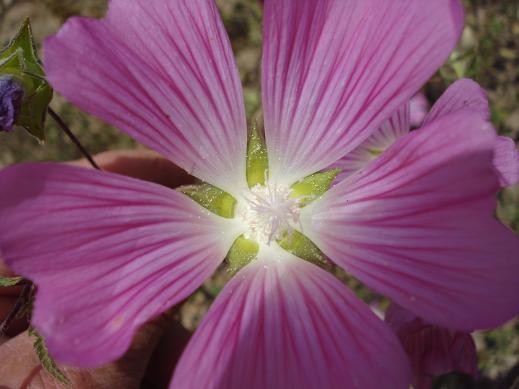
[246,125,268,187]
[0,276,23,287]
[227,235,259,274]
[277,230,326,266]
[1,19,44,77]
[29,327,70,385]
[178,183,236,218]
[0,49,24,74]
[0,19,53,142]
[290,168,340,206]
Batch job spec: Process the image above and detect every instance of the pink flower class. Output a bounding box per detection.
[409,92,430,128]
[332,78,519,186]
[331,78,519,388]
[0,1,518,388]
[385,304,479,389]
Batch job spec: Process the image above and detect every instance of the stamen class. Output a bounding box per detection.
[237,183,302,245]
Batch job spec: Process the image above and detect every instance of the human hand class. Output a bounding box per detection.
[0,150,193,388]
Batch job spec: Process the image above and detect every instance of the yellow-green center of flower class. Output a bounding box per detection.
[178,126,341,272]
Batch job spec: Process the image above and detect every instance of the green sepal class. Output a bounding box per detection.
[28,327,70,385]
[16,74,53,142]
[277,230,326,266]
[226,235,259,274]
[0,19,53,142]
[1,19,45,77]
[246,124,268,187]
[290,168,340,206]
[0,276,23,287]
[178,183,236,218]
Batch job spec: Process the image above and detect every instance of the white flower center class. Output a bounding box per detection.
[237,183,301,245]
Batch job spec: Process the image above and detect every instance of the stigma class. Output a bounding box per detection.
[236,183,302,245]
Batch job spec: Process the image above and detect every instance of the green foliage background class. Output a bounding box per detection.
[1,0,518,385]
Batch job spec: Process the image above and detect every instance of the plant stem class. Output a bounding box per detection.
[0,282,32,336]
[48,107,100,170]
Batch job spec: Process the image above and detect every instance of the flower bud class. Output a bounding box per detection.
[0,76,24,132]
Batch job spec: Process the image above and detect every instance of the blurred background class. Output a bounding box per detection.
[1,0,518,387]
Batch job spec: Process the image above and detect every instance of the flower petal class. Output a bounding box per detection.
[171,246,411,389]
[494,136,519,187]
[44,0,247,195]
[331,103,410,181]
[386,304,478,389]
[302,110,519,330]
[262,0,464,185]
[409,92,429,127]
[423,78,490,125]
[422,78,519,187]
[0,163,239,368]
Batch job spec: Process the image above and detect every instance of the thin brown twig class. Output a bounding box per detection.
[48,107,100,170]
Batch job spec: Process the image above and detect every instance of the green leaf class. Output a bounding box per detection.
[1,19,45,77]
[0,49,24,74]
[15,76,53,141]
[246,124,268,187]
[226,235,259,273]
[277,230,326,266]
[29,327,70,385]
[178,183,236,218]
[0,276,23,287]
[290,168,340,206]
[0,18,53,142]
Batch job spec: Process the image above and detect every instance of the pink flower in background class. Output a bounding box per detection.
[0,1,518,388]
[386,304,479,389]
[332,78,519,186]
[409,92,430,127]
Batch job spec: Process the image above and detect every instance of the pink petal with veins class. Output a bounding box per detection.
[172,246,411,389]
[302,110,519,330]
[262,0,463,185]
[44,0,248,195]
[386,304,478,389]
[0,163,239,367]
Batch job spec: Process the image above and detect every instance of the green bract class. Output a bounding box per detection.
[277,230,326,266]
[290,168,340,206]
[0,19,53,141]
[246,125,268,187]
[227,236,259,274]
[178,183,236,218]
[368,148,383,157]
